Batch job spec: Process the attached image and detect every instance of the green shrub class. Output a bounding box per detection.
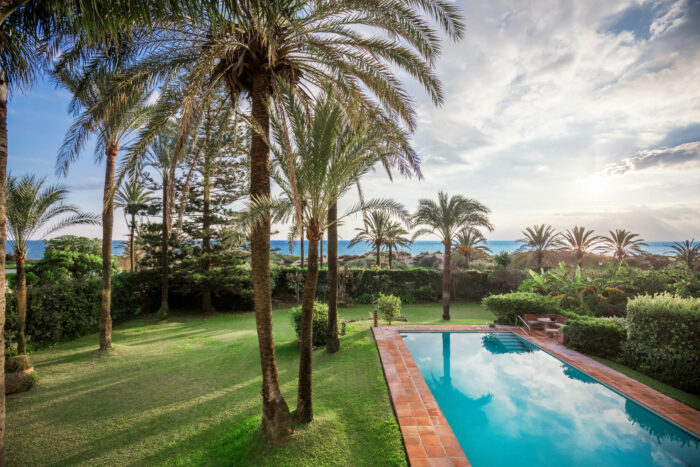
[399,295,416,305]
[356,293,376,304]
[289,301,337,347]
[482,292,562,324]
[5,355,32,372]
[377,293,402,324]
[624,293,700,393]
[564,319,627,358]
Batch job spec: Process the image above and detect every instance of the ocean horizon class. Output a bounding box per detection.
[10,239,681,260]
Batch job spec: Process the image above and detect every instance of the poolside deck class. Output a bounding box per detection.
[372,325,700,467]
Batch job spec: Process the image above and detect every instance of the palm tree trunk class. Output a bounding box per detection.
[376,242,381,267]
[300,225,304,268]
[577,252,583,270]
[99,144,117,350]
[248,71,291,443]
[326,203,339,353]
[202,165,211,315]
[15,253,27,355]
[160,174,169,318]
[0,73,7,464]
[129,212,136,272]
[442,241,451,320]
[388,244,393,270]
[298,229,320,423]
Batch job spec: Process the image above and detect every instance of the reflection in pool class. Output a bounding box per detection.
[401,332,700,467]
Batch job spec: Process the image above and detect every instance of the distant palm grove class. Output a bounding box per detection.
[0,2,698,466]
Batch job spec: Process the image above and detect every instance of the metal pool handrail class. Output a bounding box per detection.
[516,315,531,334]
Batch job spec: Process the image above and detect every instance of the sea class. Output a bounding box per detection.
[10,240,679,260]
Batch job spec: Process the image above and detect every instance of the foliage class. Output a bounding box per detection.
[289,301,337,347]
[624,293,700,393]
[45,235,101,255]
[599,229,647,259]
[667,239,699,270]
[494,251,512,268]
[5,355,32,373]
[482,292,562,324]
[558,226,602,265]
[377,293,402,324]
[517,224,560,268]
[564,319,627,358]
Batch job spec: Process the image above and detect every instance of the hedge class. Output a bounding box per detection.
[563,319,627,358]
[624,293,700,393]
[482,292,563,324]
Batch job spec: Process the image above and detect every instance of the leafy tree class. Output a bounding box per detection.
[144,132,178,319]
[667,239,699,270]
[30,236,116,285]
[54,68,150,350]
[116,176,155,272]
[88,0,463,442]
[600,229,648,260]
[180,99,248,314]
[255,85,403,423]
[44,235,100,255]
[518,224,560,269]
[384,220,412,270]
[349,210,393,268]
[494,251,513,268]
[453,227,491,269]
[558,226,602,269]
[6,175,98,354]
[412,191,493,320]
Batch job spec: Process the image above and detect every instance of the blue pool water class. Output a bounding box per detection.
[401,332,700,466]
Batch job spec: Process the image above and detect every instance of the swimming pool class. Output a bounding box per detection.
[401,331,700,466]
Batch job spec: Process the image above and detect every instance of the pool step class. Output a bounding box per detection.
[488,334,533,354]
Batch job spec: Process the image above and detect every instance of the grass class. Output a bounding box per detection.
[6,302,493,466]
[589,356,700,411]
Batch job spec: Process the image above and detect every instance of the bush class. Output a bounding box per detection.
[377,293,402,324]
[482,292,562,324]
[564,319,627,358]
[289,301,337,347]
[356,293,376,304]
[624,293,700,393]
[5,355,32,372]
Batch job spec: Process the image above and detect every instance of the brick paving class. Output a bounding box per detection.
[372,325,700,466]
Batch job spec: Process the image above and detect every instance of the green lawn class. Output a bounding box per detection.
[6,303,492,466]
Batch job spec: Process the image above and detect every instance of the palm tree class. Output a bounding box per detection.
[413,192,493,320]
[454,228,491,269]
[6,175,99,354]
[349,211,393,267]
[145,132,178,319]
[600,229,648,260]
[558,226,602,269]
[54,69,150,350]
[518,224,560,269]
[667,239,700,270]
[115,176,155,272]
[384,221,412,270]
[259,85,403,423]
[87,0,463,443]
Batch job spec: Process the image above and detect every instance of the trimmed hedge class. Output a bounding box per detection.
[289,301,337,347]
[624,293,700,393]
[482,292,562,324]
[564,319,627,358]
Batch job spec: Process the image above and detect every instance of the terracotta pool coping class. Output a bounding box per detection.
[372,325,700,467]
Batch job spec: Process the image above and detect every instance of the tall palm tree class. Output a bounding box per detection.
[600,229,648,260]
[558,226,602,269]
[88,0,463,443]
[54,69,150,350]
[453,228,491,269]
[384,220,412,270]
[145,132,178,319]
[6,175,99,355]
[115,176,155,272]
[518,224,560,269]
[667,239,700,270]
[413,192,493,320]
[349,211,393,267]
[259,85,403,423]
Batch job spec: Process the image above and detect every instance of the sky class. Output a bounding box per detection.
[7,0,700,242]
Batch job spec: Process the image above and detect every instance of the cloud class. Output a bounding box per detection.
[601,141,700,175]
